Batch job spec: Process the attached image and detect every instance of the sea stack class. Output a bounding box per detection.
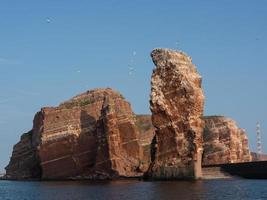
[146,48,205,180]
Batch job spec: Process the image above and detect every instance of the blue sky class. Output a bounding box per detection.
[0,0,267,171]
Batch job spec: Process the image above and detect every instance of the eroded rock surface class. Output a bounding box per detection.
[5,131,41,180]
[136,115,155,171]
[6,88,149,180]
[202,116,252,166]
[147,48,205,179]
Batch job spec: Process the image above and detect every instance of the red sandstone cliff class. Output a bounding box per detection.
[135,115,155,171]
[5,131,41,179]
[122,114,253,168]
[146,48,205,180]
[5,50,254,181]
[202,116,252,166]
[6,88,151,180]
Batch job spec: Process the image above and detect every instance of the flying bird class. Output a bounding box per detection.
[176,41,180,49]
[128,66,135,76]
[46,18,51,23]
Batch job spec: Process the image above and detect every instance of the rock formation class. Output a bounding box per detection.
[146,48,205,180]
[135,115,155,171]
[6,48,254,181]
[5,131,41,180]
[6,88,151,180]
[251,152,267,161]
[202,116,252,166]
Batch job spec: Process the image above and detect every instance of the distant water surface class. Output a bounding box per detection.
[1,179,267,200]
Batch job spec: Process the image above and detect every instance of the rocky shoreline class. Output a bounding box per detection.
[5,48,254,181]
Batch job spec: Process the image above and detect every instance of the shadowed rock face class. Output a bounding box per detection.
[146,48,205,180]
[5,131,41,180]
[202,116,252,166]
[135,115,155,171]
[6,88,149,180]
[251,152,267,161]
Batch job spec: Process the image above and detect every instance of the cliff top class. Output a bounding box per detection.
[58,88,125,109]
[151,48,192,67]
[202,116,241,125]
[202,115,225,120]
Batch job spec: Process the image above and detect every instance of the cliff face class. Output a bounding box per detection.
[6,88,149,180]
[93,95,143,178]
[135,115,155,171]
[5,131,41,179]
[147,48,205,180]
[202,116,252,166]
[5,49,254,181]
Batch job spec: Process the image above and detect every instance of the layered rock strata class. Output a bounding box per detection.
[6,48,254,181]
[5,131,41,179]
[147,48,205,179]
[6,88,149,179]
[202,116,252,166]
[136,115,155,171]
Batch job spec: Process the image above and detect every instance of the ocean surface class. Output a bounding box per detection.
[1,179,267,200]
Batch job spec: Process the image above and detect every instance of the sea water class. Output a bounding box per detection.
[0,179,267,200]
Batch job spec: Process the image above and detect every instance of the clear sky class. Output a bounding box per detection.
[0,0,267,172]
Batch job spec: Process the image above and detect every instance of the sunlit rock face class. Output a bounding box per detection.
[146,48,205,180]
[93,93,143,178]
[6,88,149,180]
[202,116,252,166]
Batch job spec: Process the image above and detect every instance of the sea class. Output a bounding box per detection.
[0,179,267,200]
